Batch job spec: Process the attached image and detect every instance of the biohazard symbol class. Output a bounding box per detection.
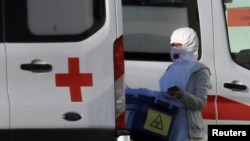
[150,115,163,130]
[144,108,172,136]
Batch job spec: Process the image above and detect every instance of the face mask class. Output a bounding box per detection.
[170,47,185,62]
[170,47,189,64]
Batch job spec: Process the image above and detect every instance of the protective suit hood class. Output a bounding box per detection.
[170,27,199,61]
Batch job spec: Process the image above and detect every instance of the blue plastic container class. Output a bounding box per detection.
[125,88,179,141]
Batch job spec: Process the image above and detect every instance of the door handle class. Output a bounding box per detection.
[224,82,247,90]
[20,64,52,73]
[20,59,52,73]
[63,112,82,122]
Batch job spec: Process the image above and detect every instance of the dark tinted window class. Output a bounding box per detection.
[4,0,105,42]
[122,0,200,61]
[0,0,3,42]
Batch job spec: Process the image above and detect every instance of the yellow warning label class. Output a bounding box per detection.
[143,108,172,136]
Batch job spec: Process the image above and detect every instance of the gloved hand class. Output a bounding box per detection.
[167,86,184,99]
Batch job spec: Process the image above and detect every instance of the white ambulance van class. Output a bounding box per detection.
[123,0,250,140]
[0,0,126,141]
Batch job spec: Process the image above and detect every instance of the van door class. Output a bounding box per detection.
[4,0,121,140]
[213,0,250,124]
[123,0,202,90]
[0,0,10,139]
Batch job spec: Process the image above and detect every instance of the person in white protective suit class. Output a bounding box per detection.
[159,27,211,141]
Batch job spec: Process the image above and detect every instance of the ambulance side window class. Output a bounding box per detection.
[4,0,105,42]
[122,0,201,61]
[224,0,250,70]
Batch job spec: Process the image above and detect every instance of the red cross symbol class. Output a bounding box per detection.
[55,58,93,102]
